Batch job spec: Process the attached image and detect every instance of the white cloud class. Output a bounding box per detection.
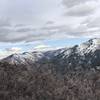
[0,47,22,59]
[0,51,9,59]
[33,44,58,51]
[6,47,22,53]
[32,44,62,51]
[33,44,51,51]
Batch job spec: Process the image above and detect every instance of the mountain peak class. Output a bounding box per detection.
[79,38,100,53]
[87,38,100,50]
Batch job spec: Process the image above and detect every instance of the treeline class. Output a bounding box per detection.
[0,62,100,100]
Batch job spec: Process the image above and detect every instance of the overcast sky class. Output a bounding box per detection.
[0,0,100,58]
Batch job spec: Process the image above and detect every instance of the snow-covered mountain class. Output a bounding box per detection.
[2,51,45,65]
[52,38,100,71]
[2,38,100,70]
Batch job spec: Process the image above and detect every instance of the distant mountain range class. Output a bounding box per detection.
[1,38,100,71]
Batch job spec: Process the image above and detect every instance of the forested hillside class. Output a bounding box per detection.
[0,62,100,100]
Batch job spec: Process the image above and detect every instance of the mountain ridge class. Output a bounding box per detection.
[1,38,100,71]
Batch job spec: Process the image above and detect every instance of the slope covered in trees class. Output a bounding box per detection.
[0,62,100,100]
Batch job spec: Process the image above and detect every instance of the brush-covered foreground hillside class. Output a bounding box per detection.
[0,62,100,100]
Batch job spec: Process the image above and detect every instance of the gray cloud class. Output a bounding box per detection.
[0,19,98,43]
[80,16,100,30]
[0,18,11,27]
[0,28,12,34]
[0,19,78,43]
[65,3,96,16]
[16,28,33,33]
[0,16,100,43]
[86,17,100,28]
[45,21,55,25]
[0,0,99,44]
[0,19,54,42]
[62,0,98,8]
[62,0,98,17]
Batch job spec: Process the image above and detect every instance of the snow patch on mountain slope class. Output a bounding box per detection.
[2,51,44,64]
